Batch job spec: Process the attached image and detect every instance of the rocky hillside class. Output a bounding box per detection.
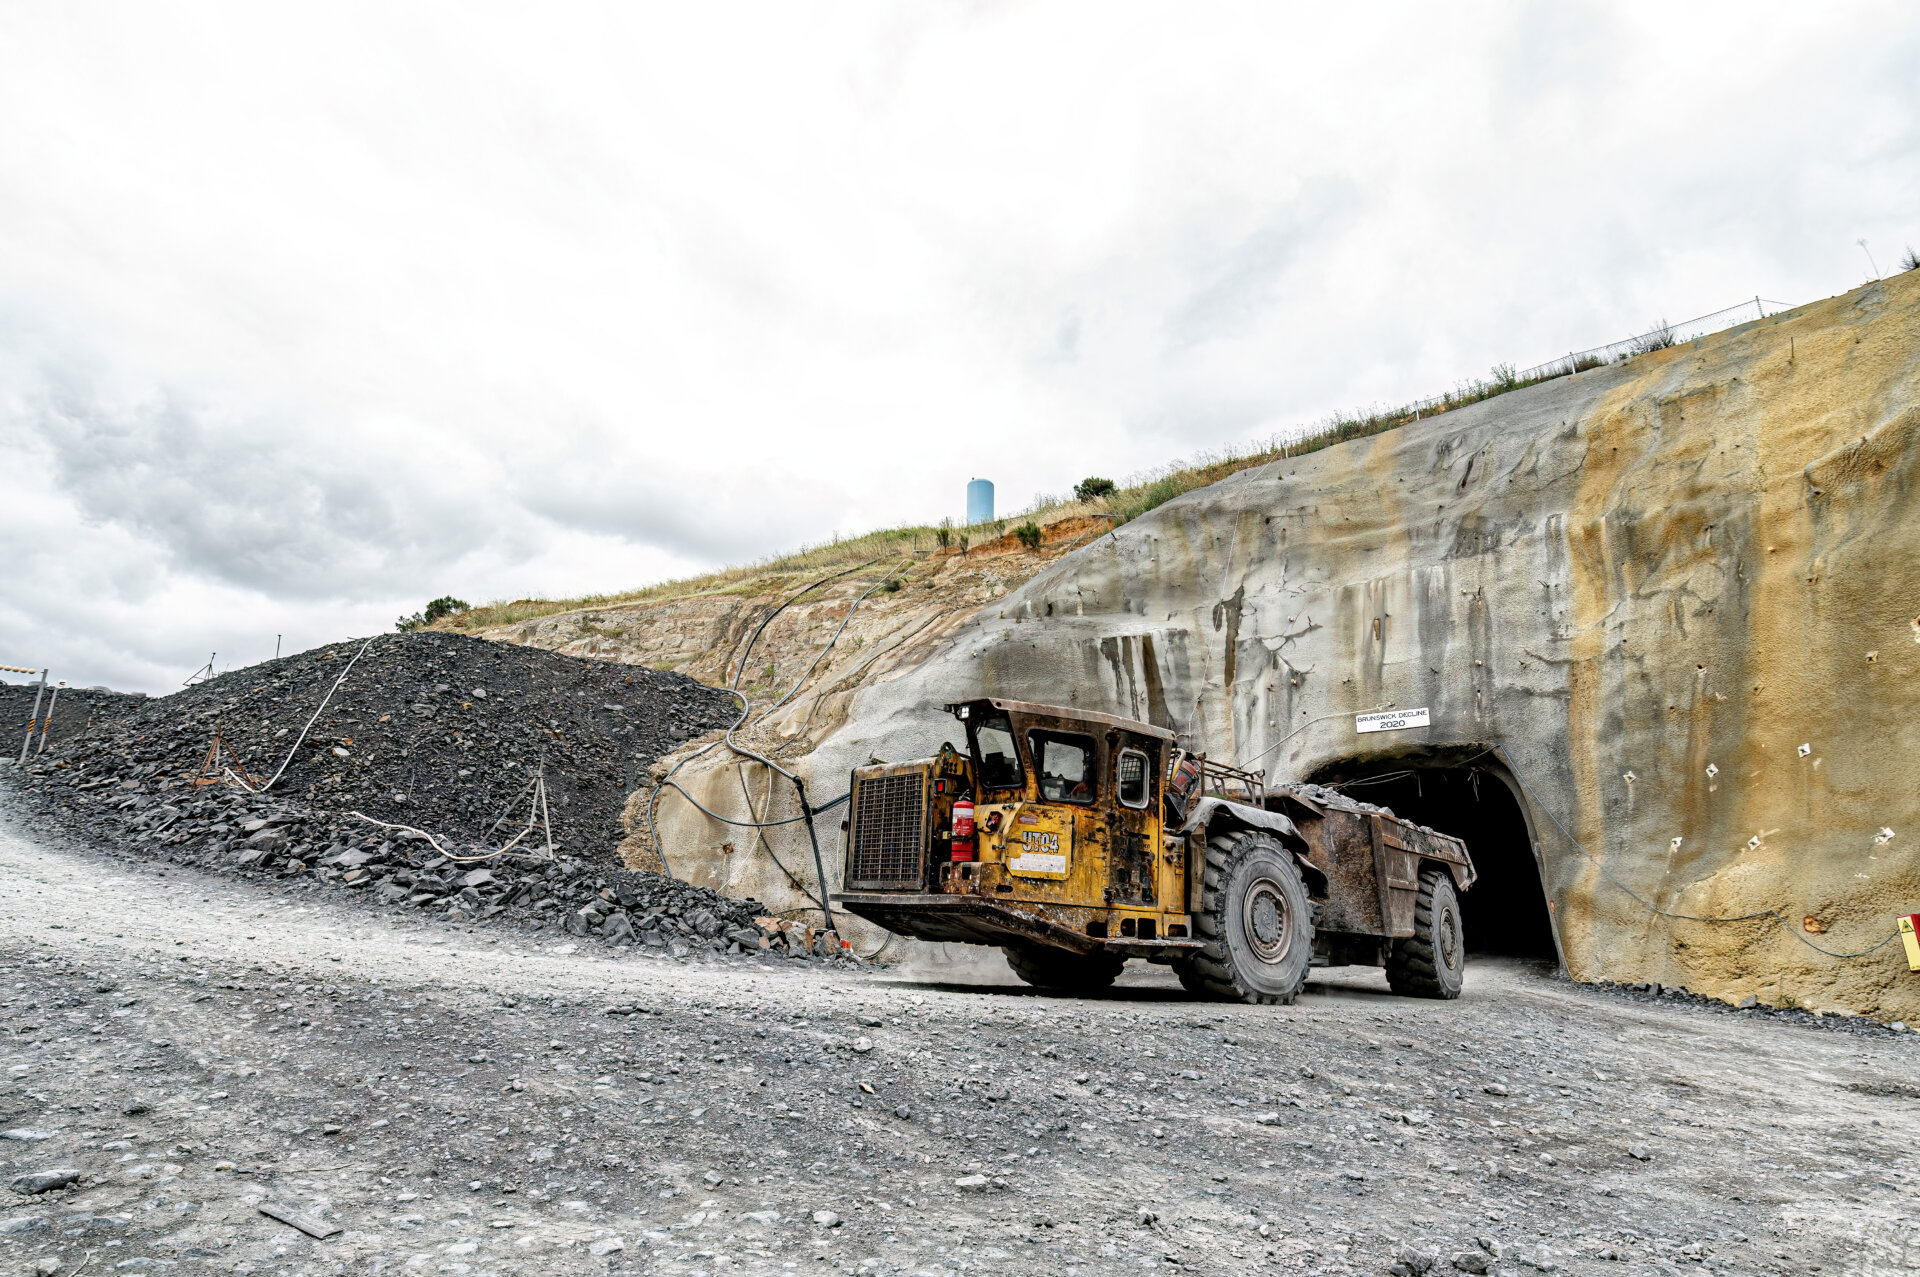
[462,513,1122,694]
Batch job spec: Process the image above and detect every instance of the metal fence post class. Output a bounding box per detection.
[36,681,62,755]
[18,669,47,765]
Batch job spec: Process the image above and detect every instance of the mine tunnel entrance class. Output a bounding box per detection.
[1304,751,1559,960]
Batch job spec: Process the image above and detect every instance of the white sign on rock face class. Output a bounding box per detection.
[1355,707,1431,734]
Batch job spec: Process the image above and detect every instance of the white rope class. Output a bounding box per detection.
[223,637,379,794]
[346,764,557,865]
[205,634,558,869]
[347,811,456,857]
[346,811,546,865]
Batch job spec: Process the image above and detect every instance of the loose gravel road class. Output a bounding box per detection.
[3,796,1916,1277]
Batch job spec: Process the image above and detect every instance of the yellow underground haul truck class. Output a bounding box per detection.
[835,698,1477,1003]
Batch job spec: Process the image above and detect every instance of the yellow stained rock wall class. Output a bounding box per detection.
[1544,275,1920,1015]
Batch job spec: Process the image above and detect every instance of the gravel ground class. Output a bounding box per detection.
[6,794,1919,1277]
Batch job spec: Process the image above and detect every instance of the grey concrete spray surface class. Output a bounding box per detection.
[2,796,1917,1275]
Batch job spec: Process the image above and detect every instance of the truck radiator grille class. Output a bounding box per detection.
[848,772,926,889]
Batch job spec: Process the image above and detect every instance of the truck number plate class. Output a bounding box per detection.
[1010,830,1067,877]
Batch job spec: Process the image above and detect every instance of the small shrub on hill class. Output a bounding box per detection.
[1632,320,1678,354]
[397,596,471,631]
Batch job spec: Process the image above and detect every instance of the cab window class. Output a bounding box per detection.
[970,713,1024,790]
[1028,731,1097,804]
[1116,748,1151,809]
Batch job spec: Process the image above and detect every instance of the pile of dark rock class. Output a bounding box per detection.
[1,634,852,962]
[1589,977,1910,1039]
[3,631,737,854]
[273,820,841,959]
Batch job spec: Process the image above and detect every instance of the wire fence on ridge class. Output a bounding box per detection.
[1508,295,1795,386]
[1062,292,1807,517]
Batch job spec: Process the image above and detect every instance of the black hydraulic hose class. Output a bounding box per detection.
[646,563,873,928]
[756,562,906,723]
[727,561,873,692]
[645,563,866,874]
[737,765,809,894]
[652,781,846,827]
[794,778,836,931]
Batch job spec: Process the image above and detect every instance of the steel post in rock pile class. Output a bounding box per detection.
[15,669,48,766]
[35,681,62,756]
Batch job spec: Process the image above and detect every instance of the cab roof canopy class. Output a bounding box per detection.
[944,698,1177,741]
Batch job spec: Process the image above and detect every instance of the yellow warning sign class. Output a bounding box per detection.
[1900,915,1920,973]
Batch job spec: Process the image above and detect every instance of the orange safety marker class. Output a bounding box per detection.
[191,727,261,790]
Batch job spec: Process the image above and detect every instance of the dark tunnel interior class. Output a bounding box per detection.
[1304,761,1558,959]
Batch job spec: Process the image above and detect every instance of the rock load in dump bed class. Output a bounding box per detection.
[0,634,852,960]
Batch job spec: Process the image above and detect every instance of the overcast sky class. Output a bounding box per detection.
[2,2,1916,693]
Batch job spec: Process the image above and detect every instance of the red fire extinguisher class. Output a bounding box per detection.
[951,796,976,862]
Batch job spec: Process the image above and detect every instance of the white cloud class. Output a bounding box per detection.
[1,1,1915,690]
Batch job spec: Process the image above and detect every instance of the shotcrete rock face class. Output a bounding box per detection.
[666,274,1920,1019]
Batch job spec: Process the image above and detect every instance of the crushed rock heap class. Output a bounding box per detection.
[9,631,736,853]
[1,634,850,960]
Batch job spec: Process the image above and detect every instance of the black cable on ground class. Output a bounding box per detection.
[652,781,846,828]
[756,561,908,723]
[644,563,874,928]
[1493,744,1898,960]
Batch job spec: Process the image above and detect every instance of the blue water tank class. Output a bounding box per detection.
[966,478,994,525]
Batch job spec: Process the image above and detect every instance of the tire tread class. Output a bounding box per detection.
[1171,830,1310,1006]
[1002,944,1124,992]
[1385,867,1464,999]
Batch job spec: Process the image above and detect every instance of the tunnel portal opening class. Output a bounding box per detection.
[1303,753,1557,960]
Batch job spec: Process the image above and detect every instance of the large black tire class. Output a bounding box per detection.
[1001,944,1125,992]
[1172,829,1314,1005]
[1386,867,1466,999]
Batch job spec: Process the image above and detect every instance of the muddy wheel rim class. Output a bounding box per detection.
[1439,902,1461,971]
[1242,875,1291,963]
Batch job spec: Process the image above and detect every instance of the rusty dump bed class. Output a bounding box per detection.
[1273,782,1475,939]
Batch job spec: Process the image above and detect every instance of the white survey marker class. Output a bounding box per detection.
[1355,707,1431,734]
